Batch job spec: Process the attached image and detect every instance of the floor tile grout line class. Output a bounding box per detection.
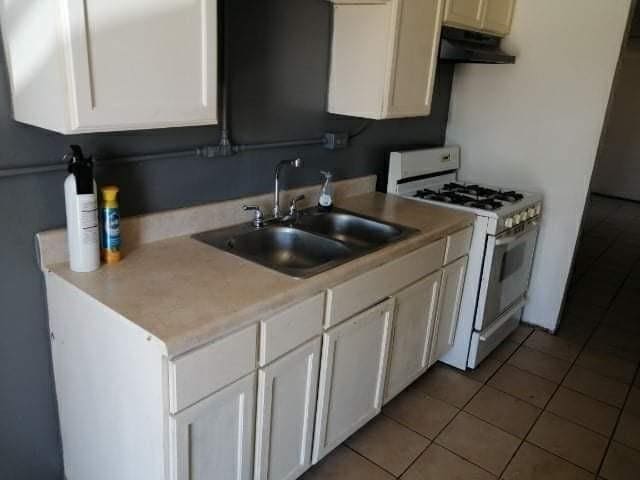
[342,442,410,479]
[423,331,533,479]
[547,383,623,414]
[379,411,441,442]
[506,442,602,477]
[497,295,616,478]
[559,376,630,405]
[594,360,640,475]
[494,231,638,475]
[518,341,582,363]
[356,331,532,479]
[566,219,640,478]
[488,217,634,474]
[489,362,561,397]
[461,328,570,478]
[477,363,624,440]
[458,407,529,441]
[393,440,431,479]
[401,359,515,479]
[428,441,502,478]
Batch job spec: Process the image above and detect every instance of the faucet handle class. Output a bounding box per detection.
[288,195,306,216]
[242,205,264,228]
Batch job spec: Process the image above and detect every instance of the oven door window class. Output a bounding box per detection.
[476,223,539,331]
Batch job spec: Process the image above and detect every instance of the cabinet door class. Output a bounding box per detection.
[312,298,395,463]
[63,0,217,132]
[443,0,485,30]
[482,0,515,36]
[384,272,441,404]
[385,0,444,118]
[171,373,255,480]
[254,338,321,480]
[429,256,468,366]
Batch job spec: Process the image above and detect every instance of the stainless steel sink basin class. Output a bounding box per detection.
[194,225,353,278]
[193,208,418,278]
[294,209,407,249]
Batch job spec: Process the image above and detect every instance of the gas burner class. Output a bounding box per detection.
[441,182,470,193]
[442,183,503,198]
[493,190,524,202]
[414,188,504,210]
[450,193,479,205]
[413,189,439,199]
[466,199,503,211]
[465,185,500,197]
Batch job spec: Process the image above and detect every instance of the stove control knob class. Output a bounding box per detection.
[505,217,514,228]
[521,210,529,221]
[514,213,522,225]
[528,207,536,218]
[535,204,542,215]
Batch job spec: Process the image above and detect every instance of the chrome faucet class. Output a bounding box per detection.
[242,205,265,228]
[273,158,303,219]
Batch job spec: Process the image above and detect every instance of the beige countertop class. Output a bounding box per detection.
[50,192,474,357]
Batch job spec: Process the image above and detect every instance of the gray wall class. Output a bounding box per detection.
[0,1,453,478]
[591,37,640,200]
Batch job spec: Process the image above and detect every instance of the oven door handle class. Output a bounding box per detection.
[495,221,538,246]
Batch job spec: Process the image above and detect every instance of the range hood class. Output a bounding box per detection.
[439,27,516,64]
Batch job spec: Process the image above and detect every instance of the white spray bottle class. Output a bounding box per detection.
[64,145,100,272]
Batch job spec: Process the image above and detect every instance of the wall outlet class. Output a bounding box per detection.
[323,132,349,150]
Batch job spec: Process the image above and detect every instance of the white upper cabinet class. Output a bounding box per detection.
[443,0,515,36]
[443,0,485,30]
[0,0,218,133]
[327,0,444,119]
[482,0,516,36]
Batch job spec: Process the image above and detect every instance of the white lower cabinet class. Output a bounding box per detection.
[384,271,441,403]
[312,298,395,463]
[171,373,256,480]
[429,256,469,366]
[254,338,322,480]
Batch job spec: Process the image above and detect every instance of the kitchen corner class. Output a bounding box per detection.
[3,0,636,478]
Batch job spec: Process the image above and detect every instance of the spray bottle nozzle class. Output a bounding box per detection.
[65,145,94,195]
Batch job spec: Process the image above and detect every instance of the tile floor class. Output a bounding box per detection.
[302,195,640,480]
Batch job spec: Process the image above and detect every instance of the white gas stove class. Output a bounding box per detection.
[387,146,543,369]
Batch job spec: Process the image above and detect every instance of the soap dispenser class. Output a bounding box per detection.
[318,171,334,212]
[63,145,100,272]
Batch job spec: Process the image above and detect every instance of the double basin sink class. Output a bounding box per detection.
[193,208,417,278]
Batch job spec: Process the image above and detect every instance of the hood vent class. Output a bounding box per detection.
[439,27,516,64]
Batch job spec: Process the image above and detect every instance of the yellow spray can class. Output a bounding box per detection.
[101,186,121,264]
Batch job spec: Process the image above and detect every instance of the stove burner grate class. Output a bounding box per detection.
[418,182,527,210]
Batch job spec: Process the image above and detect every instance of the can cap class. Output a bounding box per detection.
[101,185,119,202]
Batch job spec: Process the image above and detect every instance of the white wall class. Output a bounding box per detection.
[591,39,640,200]
[445,0,632,331]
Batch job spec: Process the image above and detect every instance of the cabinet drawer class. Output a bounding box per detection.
[444,226,473,264]
[326,239,446,328]
[169,324,258,413]
[259,293,325,366]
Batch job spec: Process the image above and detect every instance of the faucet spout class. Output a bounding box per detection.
[274,158,303,219]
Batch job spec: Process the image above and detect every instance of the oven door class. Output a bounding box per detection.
[475,220,539,331]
